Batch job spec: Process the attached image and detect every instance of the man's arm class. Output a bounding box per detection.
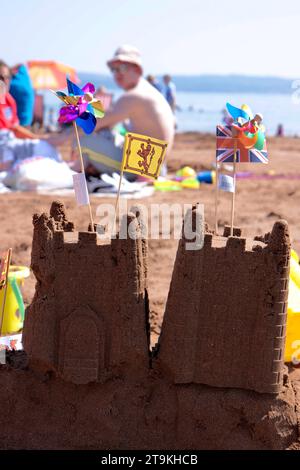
[95,96,130,132]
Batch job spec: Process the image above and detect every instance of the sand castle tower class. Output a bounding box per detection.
[158,206,291,394]
[23,201,149,384]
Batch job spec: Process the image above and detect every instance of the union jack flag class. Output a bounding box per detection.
[216,125,268,164]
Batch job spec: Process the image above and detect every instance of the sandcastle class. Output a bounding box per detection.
[158,208,290,394]
[1,201,299,450]
[23,201,149,384]
[24,202,290,394]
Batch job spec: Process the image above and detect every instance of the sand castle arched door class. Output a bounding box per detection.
[59,307,104,384]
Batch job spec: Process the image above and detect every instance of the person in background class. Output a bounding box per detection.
[9,63,34,126]
[0,80,5,104]
[0,63,19,130]
[0,60,62,167]
[221,107,233,127]
[163,74,176,113]
[46,107,57,133]
[0,60,38,138]
[77,45,175,179]
[276,123,284,137]
[146,74,163,93]
[95,85,114,112]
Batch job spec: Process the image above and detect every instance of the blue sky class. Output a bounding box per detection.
[2,0,300,77]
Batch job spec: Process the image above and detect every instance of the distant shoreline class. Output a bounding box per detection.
[79,72,295,94]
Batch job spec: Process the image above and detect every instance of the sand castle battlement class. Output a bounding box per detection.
[23,202,291,394]
[158,206,291,394]
[23,201,150,385]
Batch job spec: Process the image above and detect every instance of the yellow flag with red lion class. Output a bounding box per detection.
[122,132,168,179]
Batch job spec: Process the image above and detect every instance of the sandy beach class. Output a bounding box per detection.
[1,132,299,345]
[3,0,300,452]
[0,132,300,450]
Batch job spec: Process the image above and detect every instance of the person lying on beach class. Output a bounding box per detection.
[74,45,175,180]
[0,61,62,169]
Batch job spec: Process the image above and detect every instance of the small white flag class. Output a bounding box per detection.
[218,174,235,193]
[72,173,90,206]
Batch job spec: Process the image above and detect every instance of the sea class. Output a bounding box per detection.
[43,74,300,136]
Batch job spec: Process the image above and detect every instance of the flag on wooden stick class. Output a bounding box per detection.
[216,125,268,164]
[122,132,168,179]
[113,132,168,233]
[218,173,235,193]
[215,102,268,237]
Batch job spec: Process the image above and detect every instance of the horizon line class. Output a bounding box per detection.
[78,71,296,81]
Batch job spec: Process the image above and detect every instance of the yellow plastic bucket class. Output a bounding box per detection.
[285,250,300,363]
[0,265,30,335]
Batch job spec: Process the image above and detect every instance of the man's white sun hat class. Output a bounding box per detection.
[107,45,143,72]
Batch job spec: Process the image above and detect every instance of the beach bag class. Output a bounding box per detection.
[3,156,75,191]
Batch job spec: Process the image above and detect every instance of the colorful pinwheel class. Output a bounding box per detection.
[52,78,105,134]
[226,102,266,151]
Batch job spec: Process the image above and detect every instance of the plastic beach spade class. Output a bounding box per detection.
[0,265,30,335]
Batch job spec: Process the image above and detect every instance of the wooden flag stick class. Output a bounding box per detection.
[215,161,219,235]
[0,248,12,336]
[230,139,237,236]
[73,121,95,232]
[113,165,125,235]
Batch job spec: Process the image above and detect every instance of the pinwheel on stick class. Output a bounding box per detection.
[215,103,267,235]
[52,78,105,231]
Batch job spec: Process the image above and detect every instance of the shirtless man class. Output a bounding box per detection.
[79,45,175,178]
